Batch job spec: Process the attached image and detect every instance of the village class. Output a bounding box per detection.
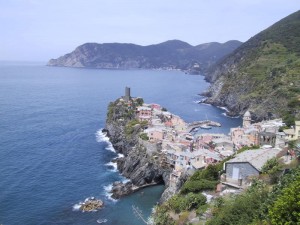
[121,87,300,191]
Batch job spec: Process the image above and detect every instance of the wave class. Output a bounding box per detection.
[96,129,110,142]
[200,102,212,106]
[95,129,116,153]
[103,184,117,202]
[217,106,229,112]
[72,203,82,211]
[117,153,124,158]
[105,143,116,153]
[73,197,102,212]
[114,153,124,159]
[105,162,118,172]
[221,112,240,118]
[122,178,131,183]
[147,207,156,224]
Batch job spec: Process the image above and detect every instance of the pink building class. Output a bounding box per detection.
[145,128,165,142]
[230,127,245,147]
[136,106,152,122]
[151,104,161,110]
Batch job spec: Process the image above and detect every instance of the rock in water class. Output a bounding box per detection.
[79,197,104,212]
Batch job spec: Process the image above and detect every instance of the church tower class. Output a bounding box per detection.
[243,111,251,128]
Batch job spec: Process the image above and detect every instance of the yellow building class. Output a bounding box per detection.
[283,121,300,141]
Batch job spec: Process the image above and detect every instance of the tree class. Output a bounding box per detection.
[261,157,282,184]
[268,177,300,224]
[136,98,144,106]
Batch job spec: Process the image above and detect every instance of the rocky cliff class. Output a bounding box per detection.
[204,10,300,124]
[104,98,171,198]
[48,40,242,73]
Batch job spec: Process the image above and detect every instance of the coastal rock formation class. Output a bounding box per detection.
[204,10,300,123]
[47,40,242,73]
[160,172,189,203]
[79,197,104,212]
[105,98,171,199]
[110,181,135,199]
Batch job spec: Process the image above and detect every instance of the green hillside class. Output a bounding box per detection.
[206,10,300,124]
[47,40,241,73]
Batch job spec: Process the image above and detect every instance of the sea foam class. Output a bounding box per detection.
[103,184,117,202]
[95,129,116,152]
[105,162,118,172]
[221,112,240,118]
[72,203,82,211]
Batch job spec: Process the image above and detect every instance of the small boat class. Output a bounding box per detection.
[200,124,212,129]
[97,218,108,224]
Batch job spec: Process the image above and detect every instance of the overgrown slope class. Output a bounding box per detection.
[48,40,241,73]
[205,10,300,124]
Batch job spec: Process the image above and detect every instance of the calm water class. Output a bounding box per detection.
[0,62,241,225]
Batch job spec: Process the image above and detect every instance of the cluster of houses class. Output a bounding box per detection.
[123,87,300,190]
[136,103,299,189]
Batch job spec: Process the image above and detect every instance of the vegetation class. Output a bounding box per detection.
[125,120,148,137]
[268,171,300,224]
[153,147,300,225]
[49,40,242,72]
[167,192,207,213]
[261,157,282,178]
[180,164,220,194]
[206,166,300,225]
[153,164,221,225]
[107,97,146,123]
[154,205,175,225]
[139,132,149,141]
[207,10,300,123]
[236,145,259,154]
[136,97,144,106]
[207,180,269,225]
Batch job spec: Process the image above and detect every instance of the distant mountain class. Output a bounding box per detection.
[205,10,300,124]
[47,40,242,73]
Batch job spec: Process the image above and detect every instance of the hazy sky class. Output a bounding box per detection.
[1,0,299,61]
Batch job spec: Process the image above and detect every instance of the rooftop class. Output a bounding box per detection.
[283,128,295,135]
[226,148,282,171]
[244,111,251,117]
[137,106,151,111]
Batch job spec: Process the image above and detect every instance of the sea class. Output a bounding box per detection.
[0,61,242,225]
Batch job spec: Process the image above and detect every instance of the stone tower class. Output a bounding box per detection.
[243,111,251,128]
[123,87,131,101]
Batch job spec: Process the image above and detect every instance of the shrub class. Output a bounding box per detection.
[180,180,218,194]
[153,205,175,225]
[176,211,189,225]
[261,157,282,184]
[139,133,149,141]
[167,193,207,213]
[136,98,144,106]
[268,171,300,224]
[124,119,140,136]
[206,184,269,225]
[185,192,207,210]
[189,164,220,182]
[168,195,188,213]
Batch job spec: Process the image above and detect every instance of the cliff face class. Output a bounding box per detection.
[47,40,242,73]
[204,10,300,123]
[105,99,171,189]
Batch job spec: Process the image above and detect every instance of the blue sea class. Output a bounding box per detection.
[0,62,241,225]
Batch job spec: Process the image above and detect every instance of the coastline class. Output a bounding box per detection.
[103,90,227,203]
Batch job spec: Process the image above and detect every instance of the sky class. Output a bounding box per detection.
[0,0,299,61]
